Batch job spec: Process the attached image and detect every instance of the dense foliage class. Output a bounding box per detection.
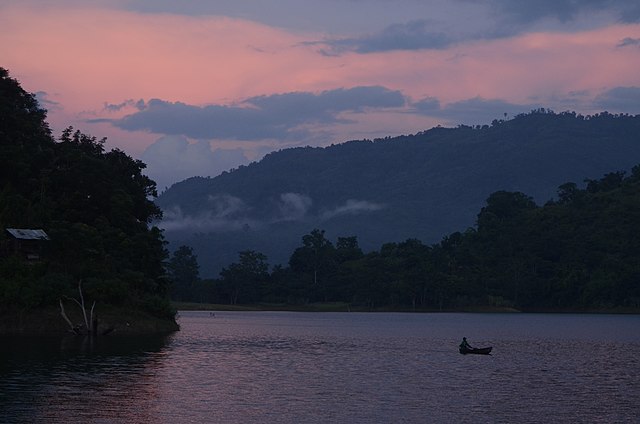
[173,168,640,311]
[4,66,638,313]
[157,109,640,277]
[0,68,173,318]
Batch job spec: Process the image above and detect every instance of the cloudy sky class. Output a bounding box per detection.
[2,0,639,190]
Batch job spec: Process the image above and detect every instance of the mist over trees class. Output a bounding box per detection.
[172,167,640,311]
[2,65,639,315]
[0,67,174,320]
[157,109,640,278]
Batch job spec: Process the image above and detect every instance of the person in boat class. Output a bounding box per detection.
[459,337,473,350]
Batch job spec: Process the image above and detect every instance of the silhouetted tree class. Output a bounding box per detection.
[289,229,336,301]
[219,250,269,304]
[167,245,200,301]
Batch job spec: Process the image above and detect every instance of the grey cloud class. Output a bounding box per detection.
[159,194,386,233]
[250,86,405,114]
[122,0,471,34]
[320,20,454,54]
[159,204,258,232]
[104,99,145,112]
[617,37,640,47]
[594,87,640,113]
[207,194,249,218]
[111,86,406,140]
[321,199,384,220]
[117,99,274,140]
[34,91,60,110]
[414,96,540,125]
[314,0,637,55]
[617,4,640,23]
[116,0,638,58]
[413,97,441,113]
[159,194,253,232]
[478,0,639,24]
[277,193,313,221]
[141,135,250,190]
[159,192,314,233]
[485,0,587,23]
[415,90,640,124]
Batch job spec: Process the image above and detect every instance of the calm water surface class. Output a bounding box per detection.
[1,312,639,423]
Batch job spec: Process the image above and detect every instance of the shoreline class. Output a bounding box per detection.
[4,302,636,336]
[0,305,179,336]
[172,301,640,314]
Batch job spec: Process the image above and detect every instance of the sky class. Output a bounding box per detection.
[2,0,640,190]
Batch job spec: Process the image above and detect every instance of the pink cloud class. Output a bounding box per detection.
[428,25,640,106]
[1,3,638,159]
[0,5,318,104]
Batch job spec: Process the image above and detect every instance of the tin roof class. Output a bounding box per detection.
[6,228,50,240]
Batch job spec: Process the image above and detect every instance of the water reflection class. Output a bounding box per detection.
[2,313,640,423]
[0,334,172,424]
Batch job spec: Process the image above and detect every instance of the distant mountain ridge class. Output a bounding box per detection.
[155,110,640,277]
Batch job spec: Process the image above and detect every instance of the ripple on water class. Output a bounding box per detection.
[1,312,639,423]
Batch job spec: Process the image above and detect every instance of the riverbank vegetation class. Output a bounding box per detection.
[170,167,640,313]
[156,109,640,278]
[172,301,524,313]
[2,66,638,332]
[0,68,176,334]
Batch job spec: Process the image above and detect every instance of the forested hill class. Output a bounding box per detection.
[157,111,640,277]
[169,167,640,311]
[0,67,176,333]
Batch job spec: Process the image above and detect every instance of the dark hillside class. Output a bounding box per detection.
[0,67,177,334]
[156,111,640,277]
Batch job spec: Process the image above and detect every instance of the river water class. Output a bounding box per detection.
[1,312,639,423]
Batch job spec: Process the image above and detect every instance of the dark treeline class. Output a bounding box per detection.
[157,108,640,278]
[0,68,174,320]
[170,168,640,311]
[3,66,639,315]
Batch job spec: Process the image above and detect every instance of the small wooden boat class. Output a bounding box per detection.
[459,346,492,355]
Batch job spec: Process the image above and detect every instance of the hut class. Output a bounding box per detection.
[3,228,50,261]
